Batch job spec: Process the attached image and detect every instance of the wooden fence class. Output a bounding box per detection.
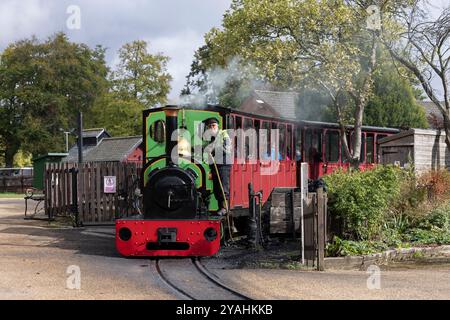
[0,176,33,193]
[45,162,142,224]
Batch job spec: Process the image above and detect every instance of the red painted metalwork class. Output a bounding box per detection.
[116,220,221,257]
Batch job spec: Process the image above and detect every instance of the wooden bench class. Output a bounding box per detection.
[24,188,45,220]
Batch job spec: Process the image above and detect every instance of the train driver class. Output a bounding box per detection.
[204,118,232,216]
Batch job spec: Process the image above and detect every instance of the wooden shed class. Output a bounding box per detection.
[379,129,450,173]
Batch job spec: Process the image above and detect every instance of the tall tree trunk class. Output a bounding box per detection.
[4,143,19,167]
[443,111,450,152]
[351,99,364,169]
[349,34,378,169]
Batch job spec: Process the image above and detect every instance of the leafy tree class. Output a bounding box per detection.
[111,40,172,109]
[384,2,450,148]
[298,58,429,129]
[88,41,173,136]
[0,33,109,166]
[87,92,143,136]
[364,64,428,128]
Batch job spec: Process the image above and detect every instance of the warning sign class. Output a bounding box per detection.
[104,176,116,193]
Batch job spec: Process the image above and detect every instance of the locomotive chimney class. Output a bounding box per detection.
[165,107,179,166]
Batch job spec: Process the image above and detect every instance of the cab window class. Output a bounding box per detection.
[150,120,165,143]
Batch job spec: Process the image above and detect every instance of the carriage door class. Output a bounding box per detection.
[324,129,341,175]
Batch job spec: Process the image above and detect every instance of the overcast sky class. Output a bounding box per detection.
[0,0,232,100]
[0,1,448,101]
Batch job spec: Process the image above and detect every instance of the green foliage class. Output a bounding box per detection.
[364,64,428,128]
[111,40,172,109]
[0,33,109,165]
[324,165,403,240]
[401,201,450,245]
[326,236,389,257]
[185,0,417,166]
[87,40,172,136]
[326,167,450,256]
[88,93,143,136]
[13,150,32,167]
[405,228,450,245]
[298,58,429,129]
[0,37,173,163]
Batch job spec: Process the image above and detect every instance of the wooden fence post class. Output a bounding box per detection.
[317,188,325,271]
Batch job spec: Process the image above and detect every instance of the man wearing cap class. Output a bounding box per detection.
[204,118,232,216]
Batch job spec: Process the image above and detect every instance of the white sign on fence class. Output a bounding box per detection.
[104,176,116,193]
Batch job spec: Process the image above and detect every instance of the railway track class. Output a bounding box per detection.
[153,257,252,300]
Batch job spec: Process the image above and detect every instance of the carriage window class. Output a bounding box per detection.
[271,122,279,160]
[350,132,365,163]
[286,125,293,161]
[376,134,388,163]
[244,118,254,160]
[366,133,375,164]
[341,132,351,163]
[227,115,235,130]
[279,124,286,160]
[254,120,261,159]
[305,129,322,162]
[261,122,271,160]
[295,126,302,162]
[360,133,366,163]
[235,116,243,159]
[325,131,340,163]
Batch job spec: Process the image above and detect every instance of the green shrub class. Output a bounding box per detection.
[324,165,402,241]
[405,228,450,245]
[324,167,450,256]
[326,236,389,257]
[424,205,450,230]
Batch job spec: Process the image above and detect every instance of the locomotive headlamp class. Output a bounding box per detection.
[178,137,191,157]
[118,227,132,241]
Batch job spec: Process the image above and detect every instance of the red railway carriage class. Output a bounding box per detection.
[223,109,400,209]
[299,120,400,180]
